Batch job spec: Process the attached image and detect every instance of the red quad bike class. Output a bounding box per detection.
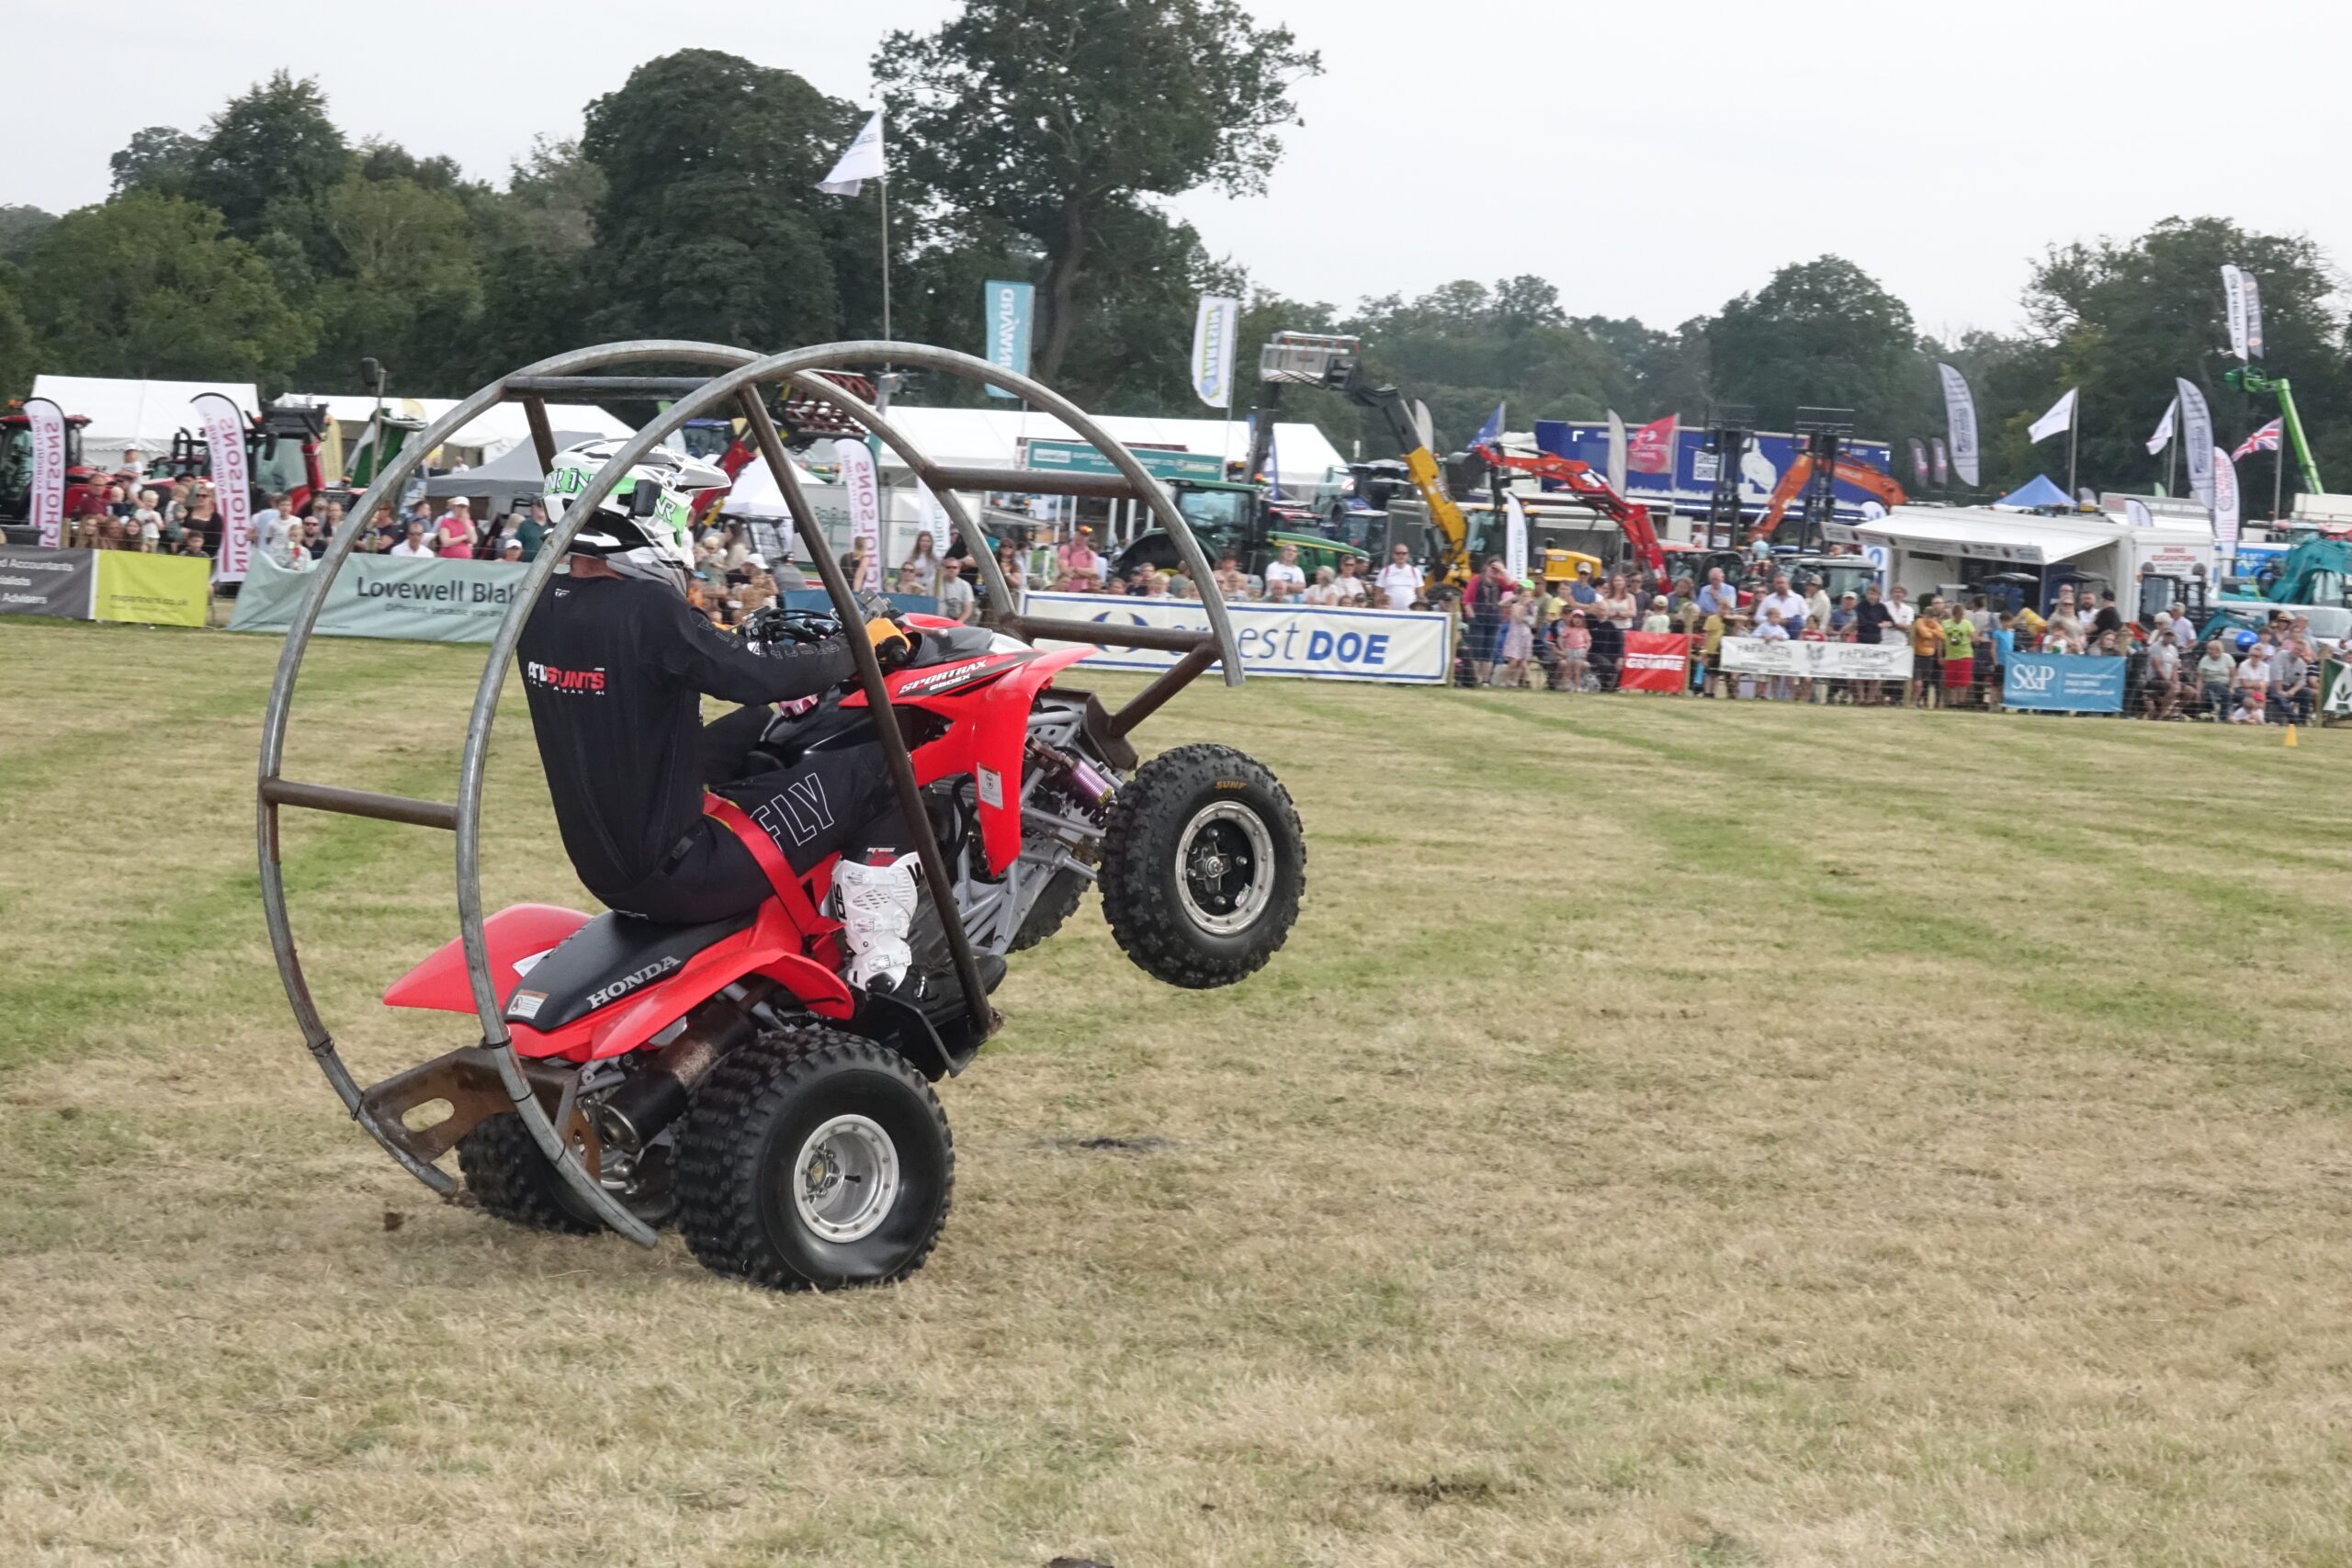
[369,608,1303,1289]
[258,339,1297,1292]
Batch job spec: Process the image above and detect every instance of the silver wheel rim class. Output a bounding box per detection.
[1176,802,1277,936]
[791,1114,899,1244]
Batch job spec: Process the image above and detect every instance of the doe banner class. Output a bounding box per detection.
[1023,591,1450,683]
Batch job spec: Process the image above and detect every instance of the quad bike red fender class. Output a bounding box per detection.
[845,643,1096,874]
[384,901,854,1063]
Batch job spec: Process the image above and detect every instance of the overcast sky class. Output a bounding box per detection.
[11,0,2346,340]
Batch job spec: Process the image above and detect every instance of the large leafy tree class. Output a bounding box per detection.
[876,0,1319,381]
[21,194,315,385]
[581,50,866,349]
[300,174,483,387]
[1705,256,1926,435]
[0,205,53,265]
[0,265,37,400]
[108,127,202,196]
[2019,217,2349,505]
[185,72,353,240]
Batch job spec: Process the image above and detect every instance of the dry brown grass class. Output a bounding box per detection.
[4,619,2351,1567]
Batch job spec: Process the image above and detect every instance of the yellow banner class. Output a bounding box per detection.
[94,551,211,627]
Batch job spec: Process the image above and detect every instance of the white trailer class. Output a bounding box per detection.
[1825,505,2216,615]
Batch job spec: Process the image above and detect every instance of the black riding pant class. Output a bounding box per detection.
[597,705,909,925]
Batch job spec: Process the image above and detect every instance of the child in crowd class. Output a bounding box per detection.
[1757,607,1792,701]
[1498,593,1534,689]
[2233,642,2271,723]
[1988,612,2017,712]
[1557,609,1591,692]
[1641,594,1672,634]
[1797,613,1827,703]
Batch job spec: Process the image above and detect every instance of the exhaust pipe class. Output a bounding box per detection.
[594,997,756,1153]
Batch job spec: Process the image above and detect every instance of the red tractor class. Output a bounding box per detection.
[152,401,330,514]
[0,404,101,535]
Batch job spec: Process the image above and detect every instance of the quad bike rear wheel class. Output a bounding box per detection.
[457,1114,677,1234]
[1010,865,1090,952]
[1100,742,1305,988]
[676,1023,953,1291]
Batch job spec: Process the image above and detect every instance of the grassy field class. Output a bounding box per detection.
[4,617,2351,1567]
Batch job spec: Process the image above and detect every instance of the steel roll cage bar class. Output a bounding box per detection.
[256,338,1244,1246]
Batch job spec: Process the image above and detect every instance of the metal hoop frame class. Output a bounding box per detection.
[256,338,1243,1244]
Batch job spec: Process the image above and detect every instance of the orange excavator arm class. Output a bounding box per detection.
[1746,456,1905,545]
[1475,445,1666,578]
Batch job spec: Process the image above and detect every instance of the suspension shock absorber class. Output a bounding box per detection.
[1024,736,1114,822]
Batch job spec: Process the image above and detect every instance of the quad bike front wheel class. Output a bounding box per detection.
[676,1024,953,1291]
[1100,742,1305,988]
[457,1113,677,1235]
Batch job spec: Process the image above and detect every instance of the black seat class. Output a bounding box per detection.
[503,909,757,1032]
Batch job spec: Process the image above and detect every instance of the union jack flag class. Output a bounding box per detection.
[2233,419,2281,461]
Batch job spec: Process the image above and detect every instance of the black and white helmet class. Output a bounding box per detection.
[542,439,726,590]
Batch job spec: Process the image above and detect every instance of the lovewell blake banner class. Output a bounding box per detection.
[228,550,528,642]
[1024,591,1449,683]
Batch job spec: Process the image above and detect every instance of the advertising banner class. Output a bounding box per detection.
[1937,361,1981,485]
[0,545,98,619]
[1023,591,1449,683]
[2177,378,2214,506]
[94,552,210,626]
[1606,410,1628,493]
[1023,438,1222,484]
[1908,436,1928,489]
[23,397,68,547]
[1536,420,1896,519]
[1189,294,1238,411]
[1720,636,1913,680]
[1503,492,1528,582]
[2321,657,2352,719]
[193,392,254,582]
[2004,652,2125,712]
[1619,631,1689,692]
[2211,443,2240,559]
[981,278,1035,399]
[1627,413,1677,475]
[2222,265,2264,362]
[228,550,526,643]
[836,441,883,592]
[1930,435,1951,488]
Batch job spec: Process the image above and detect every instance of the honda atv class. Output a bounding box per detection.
[369,608,1305,1290]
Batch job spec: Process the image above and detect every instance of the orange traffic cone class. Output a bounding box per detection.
[2285,724,2300,748]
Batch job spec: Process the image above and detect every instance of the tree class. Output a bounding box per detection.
[300,174,483,387]
[0,265,37,400]
[581,51,867,349]
[187,72,352,239]
[1704,256,1924,435]
[0,205,55,265]
[2020,217,2351,505]
[108,127,202,196]
[22,194,315,386]
[876,0,1319,381]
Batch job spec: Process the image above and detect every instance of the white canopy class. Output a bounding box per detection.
[718,455,836,520]
[32,375,259,462]
[282,394,635,461]
[1832,505,2117,567]
[844,406,1348,494]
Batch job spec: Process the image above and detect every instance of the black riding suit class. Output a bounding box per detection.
[518,571,908,924]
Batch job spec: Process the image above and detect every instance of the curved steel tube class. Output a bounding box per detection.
[261,336,1245,1247]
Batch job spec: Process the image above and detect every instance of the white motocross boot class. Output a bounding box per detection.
[832,854,921,991]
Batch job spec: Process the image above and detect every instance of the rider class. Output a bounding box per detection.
[515,440,991,1020]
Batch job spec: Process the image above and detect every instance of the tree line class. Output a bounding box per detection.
[0,0,2341,509]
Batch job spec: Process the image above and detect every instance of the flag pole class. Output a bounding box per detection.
[2273,435,2284,523]
[2066,390,2078,506]
[2166,415,2177,498]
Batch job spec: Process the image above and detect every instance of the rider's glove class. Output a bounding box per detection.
[865,616,916,671]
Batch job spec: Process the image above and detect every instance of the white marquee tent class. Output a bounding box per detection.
[284,394,636,467]
[831,406,1349,495]
[31,375,260,464]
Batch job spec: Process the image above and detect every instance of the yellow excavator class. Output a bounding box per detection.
[1244,333,1476,591]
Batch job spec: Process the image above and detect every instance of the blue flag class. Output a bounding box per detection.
[1473,402,1505,448]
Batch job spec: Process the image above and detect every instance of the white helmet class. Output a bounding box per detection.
[543,439,726,591]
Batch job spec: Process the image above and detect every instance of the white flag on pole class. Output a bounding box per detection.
[2124,497,2154,529]
[1504,491,1529,582]
[818,111,887,197]
[1189,295,1239,410]
[2145,398,2176,456]
[1936,362,1981,486]
[2177,378,2215,505]
[2211,443,2240,555]
[836,441,883,592]
[2028,388,2076,445]
[1605,410,1628,494]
